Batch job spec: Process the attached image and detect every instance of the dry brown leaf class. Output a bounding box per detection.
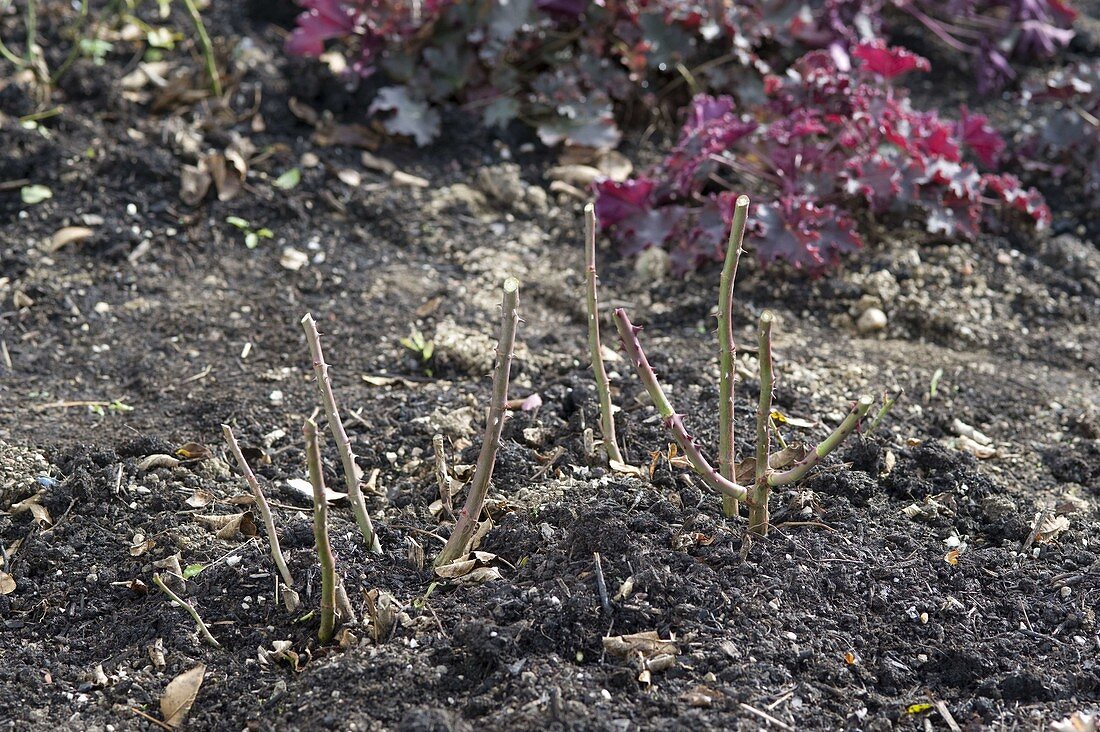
[176,442,212,460]
[681,685,722,708]
[160,664,205,728]
[46,226,95,253]
[185,490,214,508]
[206,153,241,202]
[139,454,181,471]
[129,534,156,556]
[286,478,346,503]
[1037,515,1071,543]
[0,571,16,595]
[10,493,52,527]
[179,162,211,206]
[609,460,645,477]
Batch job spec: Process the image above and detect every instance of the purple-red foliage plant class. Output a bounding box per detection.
[595,42,1051,276]
[1021,60,1100,207]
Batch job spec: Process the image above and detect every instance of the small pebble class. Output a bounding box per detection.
[857,307,887,334]
[1060,586,1071,598]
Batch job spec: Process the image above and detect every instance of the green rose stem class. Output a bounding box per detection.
[613,308,750,504]
[301,313,382,555]
[222,424,295,591]
[152,573,221,649]
[304,418,337,643]
[717,195,750,518]
[584,203,625,465]
[864,391,899,436]
[768,395,876,486]
[435,278,521,567]
[181,0,222,97]
[748,311,776,535]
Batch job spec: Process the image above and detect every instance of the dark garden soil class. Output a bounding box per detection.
[2,3,1099,731]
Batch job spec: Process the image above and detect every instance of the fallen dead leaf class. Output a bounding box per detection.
[185,490,214,508]
[139,454,181,471]
[602,631,679,658]
[179,162,211,206]
[160,664,205,728]
[176,442,212,460]
[1037,514,1071,543]
[609,459,645,477]
[129,534,156,556]
[286,477,346,503]
[0,571,15,595]
[10,493,52,527]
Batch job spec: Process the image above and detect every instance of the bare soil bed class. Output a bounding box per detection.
[1,3,1098,730]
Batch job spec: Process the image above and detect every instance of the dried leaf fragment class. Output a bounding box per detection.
[139,454,181,471]
[46,226,95,253]
[10,493,52,527]
[160,664,205,728]
[602,631,679,658]
[0,571,16,595]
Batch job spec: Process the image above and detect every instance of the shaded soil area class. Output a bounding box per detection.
[1,2,1098,730]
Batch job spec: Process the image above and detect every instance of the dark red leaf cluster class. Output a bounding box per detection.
[596,46,1049,275]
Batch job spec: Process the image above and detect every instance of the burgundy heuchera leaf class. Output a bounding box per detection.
[852,40,930,79]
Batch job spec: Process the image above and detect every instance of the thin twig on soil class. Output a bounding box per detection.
[221,424,295,590]
[739,702,794,730]
[718,194,750,518]
[301,313,382,554]
[128,706,174,732]
[435,277,521,567]
[152,573,221,649]
[584,203,624,465]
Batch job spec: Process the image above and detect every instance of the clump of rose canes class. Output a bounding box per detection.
[612,195,890,535]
